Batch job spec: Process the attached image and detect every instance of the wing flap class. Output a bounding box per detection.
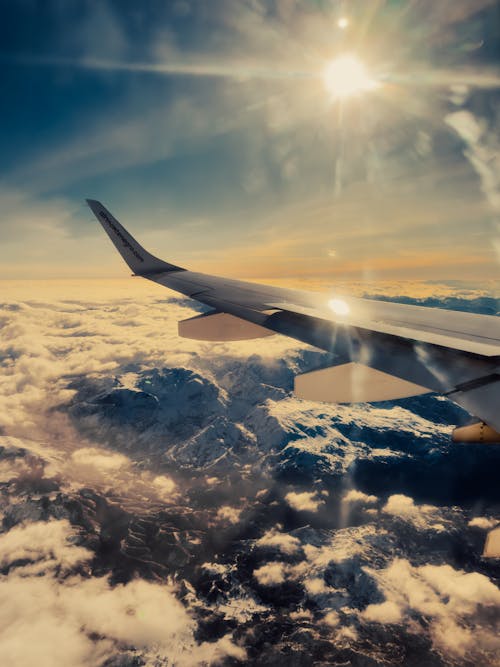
[294,362,431,403]
[179,311,274,341]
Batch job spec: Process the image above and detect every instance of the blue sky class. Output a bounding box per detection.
[1,0,499,283]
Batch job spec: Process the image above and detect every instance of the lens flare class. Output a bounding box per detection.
[322,55,379,100]
[329,298,350,316]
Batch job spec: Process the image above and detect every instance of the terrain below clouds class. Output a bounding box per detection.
[0,285,499,666]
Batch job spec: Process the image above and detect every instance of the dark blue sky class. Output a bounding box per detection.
[1,0,499,282]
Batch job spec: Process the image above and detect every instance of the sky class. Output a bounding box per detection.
[1,0,500,285]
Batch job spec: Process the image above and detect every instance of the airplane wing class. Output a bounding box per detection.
[87,199,500,440]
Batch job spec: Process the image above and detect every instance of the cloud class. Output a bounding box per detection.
[362,558,500,662]
[446,110,500,210]
[0,574,244,667]
[445,109,500,262]
[253,562,287,586]
[290,609,313,621]
[0,188,75,246]
[217,506,242,524]
[256,527,301,555]
[285,490,325,512]
[0,519,245,666]
[468,516,498,530]
[362,600,403,624]
[3,0,500,285]
[0,282,498,663]
[382,494,445,530]
[7,95,215,197]
[343,489,378,505]
[0,456,38,483]
[322,610,340,626]
[152,474,177,498]
[0,289,297,447]
[0,519,91,572]
[304,577,329,596]
[71,446,130,471]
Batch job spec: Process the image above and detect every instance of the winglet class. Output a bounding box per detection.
[86,199,184,275]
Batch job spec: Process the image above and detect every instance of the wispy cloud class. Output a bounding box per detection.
[9,53,312,81]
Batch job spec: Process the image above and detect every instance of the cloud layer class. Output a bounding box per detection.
[0,284,498,665]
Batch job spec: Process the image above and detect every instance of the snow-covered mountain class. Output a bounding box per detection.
[0,289,499,666]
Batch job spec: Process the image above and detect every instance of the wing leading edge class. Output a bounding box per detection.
[88,200,500,435]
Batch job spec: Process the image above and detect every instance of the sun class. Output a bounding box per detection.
[322,54,379,100]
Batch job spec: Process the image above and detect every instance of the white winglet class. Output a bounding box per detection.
[86,199,183,275]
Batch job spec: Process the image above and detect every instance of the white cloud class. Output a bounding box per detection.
[337,625,358,641]
[362,558,500,662]
[382,494,445,530]
[71,446,130,471]
[445,109,500,261]
[0,284,497,663]
[0,288,300,445]
[0,457,35,483]
[0,574,233,667]
[322,610,340,626]
[201,562,231,575]
[285,490,324,512]
[304,577,329,595]
[0,520,91,572]
[256,528,301,555]
[206,476,219,485]
[152,474,177,498]
[290,609,313,621]
[217,506,242,524]
[0,519,244,666]
[468,516,497,530]
[253,562,287,586]
[362,600,403,624]
[343,489,378,504]
[446,110,484,146]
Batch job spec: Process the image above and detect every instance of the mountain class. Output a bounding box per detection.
[0,289,499,666]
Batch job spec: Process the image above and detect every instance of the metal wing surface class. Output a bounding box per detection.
[87,199,500,435]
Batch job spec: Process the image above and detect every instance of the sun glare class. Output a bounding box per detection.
[322,55,378,100]
[329,298,350,316]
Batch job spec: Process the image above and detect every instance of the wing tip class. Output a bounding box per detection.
[86,198,102,210]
